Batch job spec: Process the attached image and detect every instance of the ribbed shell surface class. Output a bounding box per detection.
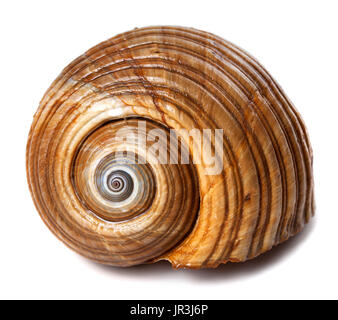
[26,26,314,268]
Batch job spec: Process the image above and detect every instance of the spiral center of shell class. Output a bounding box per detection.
[69,117,199,264]
[99,167,135,202]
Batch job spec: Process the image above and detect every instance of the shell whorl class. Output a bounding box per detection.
[26,26,314,268]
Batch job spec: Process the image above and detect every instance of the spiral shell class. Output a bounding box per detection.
[26,26,314,268]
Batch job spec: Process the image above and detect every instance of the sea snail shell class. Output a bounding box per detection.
[26,26,314,268]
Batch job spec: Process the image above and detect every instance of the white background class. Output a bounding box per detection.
[0,0,337,300]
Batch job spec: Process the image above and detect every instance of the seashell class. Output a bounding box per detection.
[26,26,314,269]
